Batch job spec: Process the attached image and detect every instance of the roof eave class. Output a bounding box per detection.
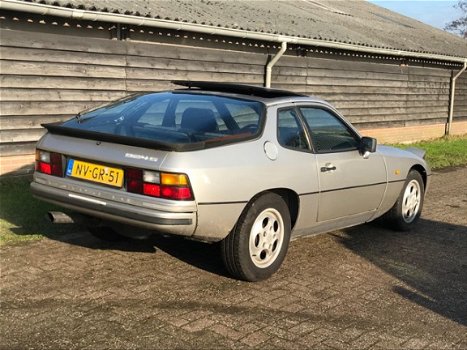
[1,0,466,64]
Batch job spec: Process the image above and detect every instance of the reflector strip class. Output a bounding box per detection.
[68,193,107,206]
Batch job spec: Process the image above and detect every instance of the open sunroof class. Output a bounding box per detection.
[172,80,306,98]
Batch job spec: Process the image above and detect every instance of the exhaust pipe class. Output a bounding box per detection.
[47,211,76,224]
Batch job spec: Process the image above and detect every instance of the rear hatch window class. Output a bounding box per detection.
[46,92,264,151]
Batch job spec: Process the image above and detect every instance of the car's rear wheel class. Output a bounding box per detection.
[383,170,425,231]
[221,192,291,281]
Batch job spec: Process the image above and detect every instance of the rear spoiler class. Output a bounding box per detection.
[41,123,260,152]
[42,122,199,152]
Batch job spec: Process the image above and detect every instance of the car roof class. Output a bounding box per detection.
[171,80,328,106]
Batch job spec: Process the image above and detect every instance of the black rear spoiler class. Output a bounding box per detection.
[42,122,259,152]
[42,123,202,152]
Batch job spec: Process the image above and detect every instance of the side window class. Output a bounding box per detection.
[277,108,309,151]
[300,107,360,153]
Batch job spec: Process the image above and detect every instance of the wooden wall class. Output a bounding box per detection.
[455,73,467,120]
[0,28,268,159]
[272,56,465,128]
[1,26,465,167]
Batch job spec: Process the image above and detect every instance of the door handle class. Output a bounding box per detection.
[321,163,336,172]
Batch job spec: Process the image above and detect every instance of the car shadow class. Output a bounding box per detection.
[0,176,229,275]
[45,227,230,277]
[337,218,467,326]
[148,234,228,277]
[43,216,467,326]
[2,177,466,324]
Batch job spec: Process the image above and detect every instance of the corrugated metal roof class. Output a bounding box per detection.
[14,0,467,58]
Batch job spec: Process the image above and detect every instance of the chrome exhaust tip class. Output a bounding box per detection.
[47,211,75,224]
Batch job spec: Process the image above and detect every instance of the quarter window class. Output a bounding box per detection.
[277,108,309,151]
[300,107,359,153]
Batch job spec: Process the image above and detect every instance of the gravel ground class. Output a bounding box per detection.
[1,167,466,349]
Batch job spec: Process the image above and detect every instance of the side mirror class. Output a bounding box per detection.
[360,136,377,158]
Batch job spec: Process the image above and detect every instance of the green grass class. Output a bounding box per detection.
[0,177,78,246]
[390,135,467,170]
[1,135,466,246]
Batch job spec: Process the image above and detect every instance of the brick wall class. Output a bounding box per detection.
[360,121,467,144]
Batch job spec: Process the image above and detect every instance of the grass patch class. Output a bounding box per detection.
[390,135,467,170]
[0,177,78,246]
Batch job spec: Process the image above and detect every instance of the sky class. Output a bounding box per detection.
[368,0,462,30]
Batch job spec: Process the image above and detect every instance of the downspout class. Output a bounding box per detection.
[446,59,467,135]
[265,42,287,88]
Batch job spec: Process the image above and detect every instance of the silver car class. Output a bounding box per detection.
[31,81,430,281]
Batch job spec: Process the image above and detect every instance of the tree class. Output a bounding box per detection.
[444,0,467,38]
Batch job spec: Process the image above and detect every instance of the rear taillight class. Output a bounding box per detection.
[161,186,192,200]
[126,168,143,194]
[126,169,193,201]
[35,150,63,177]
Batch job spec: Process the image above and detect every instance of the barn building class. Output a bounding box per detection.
[0,0,466,175]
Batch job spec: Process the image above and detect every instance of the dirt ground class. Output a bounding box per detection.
[1,167,466,349]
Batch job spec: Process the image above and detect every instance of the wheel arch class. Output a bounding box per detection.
[247,188,300,230]
[409,164,428,192]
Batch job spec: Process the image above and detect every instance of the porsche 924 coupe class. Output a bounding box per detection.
[31,81,430,281]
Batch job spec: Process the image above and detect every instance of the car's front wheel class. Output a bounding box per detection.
[383,169,425,231]
[221,192,291,281]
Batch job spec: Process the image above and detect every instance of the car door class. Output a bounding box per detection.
[275,107,320,234]
[298,106,387,222]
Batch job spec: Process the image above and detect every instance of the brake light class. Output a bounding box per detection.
[38,162,51,174]
[125,169,193,200]
[142,183,160,196]
[35,150,63,177]
[161,186,192,200]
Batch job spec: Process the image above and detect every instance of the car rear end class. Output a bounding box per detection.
[30,89,265,238]
[31,135,197,236]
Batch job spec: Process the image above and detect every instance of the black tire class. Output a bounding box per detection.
[88,226,125,242]
[221,192,291,282]
[383,170,425,231]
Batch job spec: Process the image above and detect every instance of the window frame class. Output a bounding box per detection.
[276,106,313,153]
[296,104,362,154]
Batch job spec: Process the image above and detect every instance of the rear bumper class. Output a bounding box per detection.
[31,175,197,236]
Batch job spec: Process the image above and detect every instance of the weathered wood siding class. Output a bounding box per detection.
[0,29,267,157]
[0,27,463,159]
[455,72,467,119]
[272,56,462,128]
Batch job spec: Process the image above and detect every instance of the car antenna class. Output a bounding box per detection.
[75,111,82,123]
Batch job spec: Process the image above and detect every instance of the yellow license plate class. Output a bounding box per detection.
[66,159,124,188]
